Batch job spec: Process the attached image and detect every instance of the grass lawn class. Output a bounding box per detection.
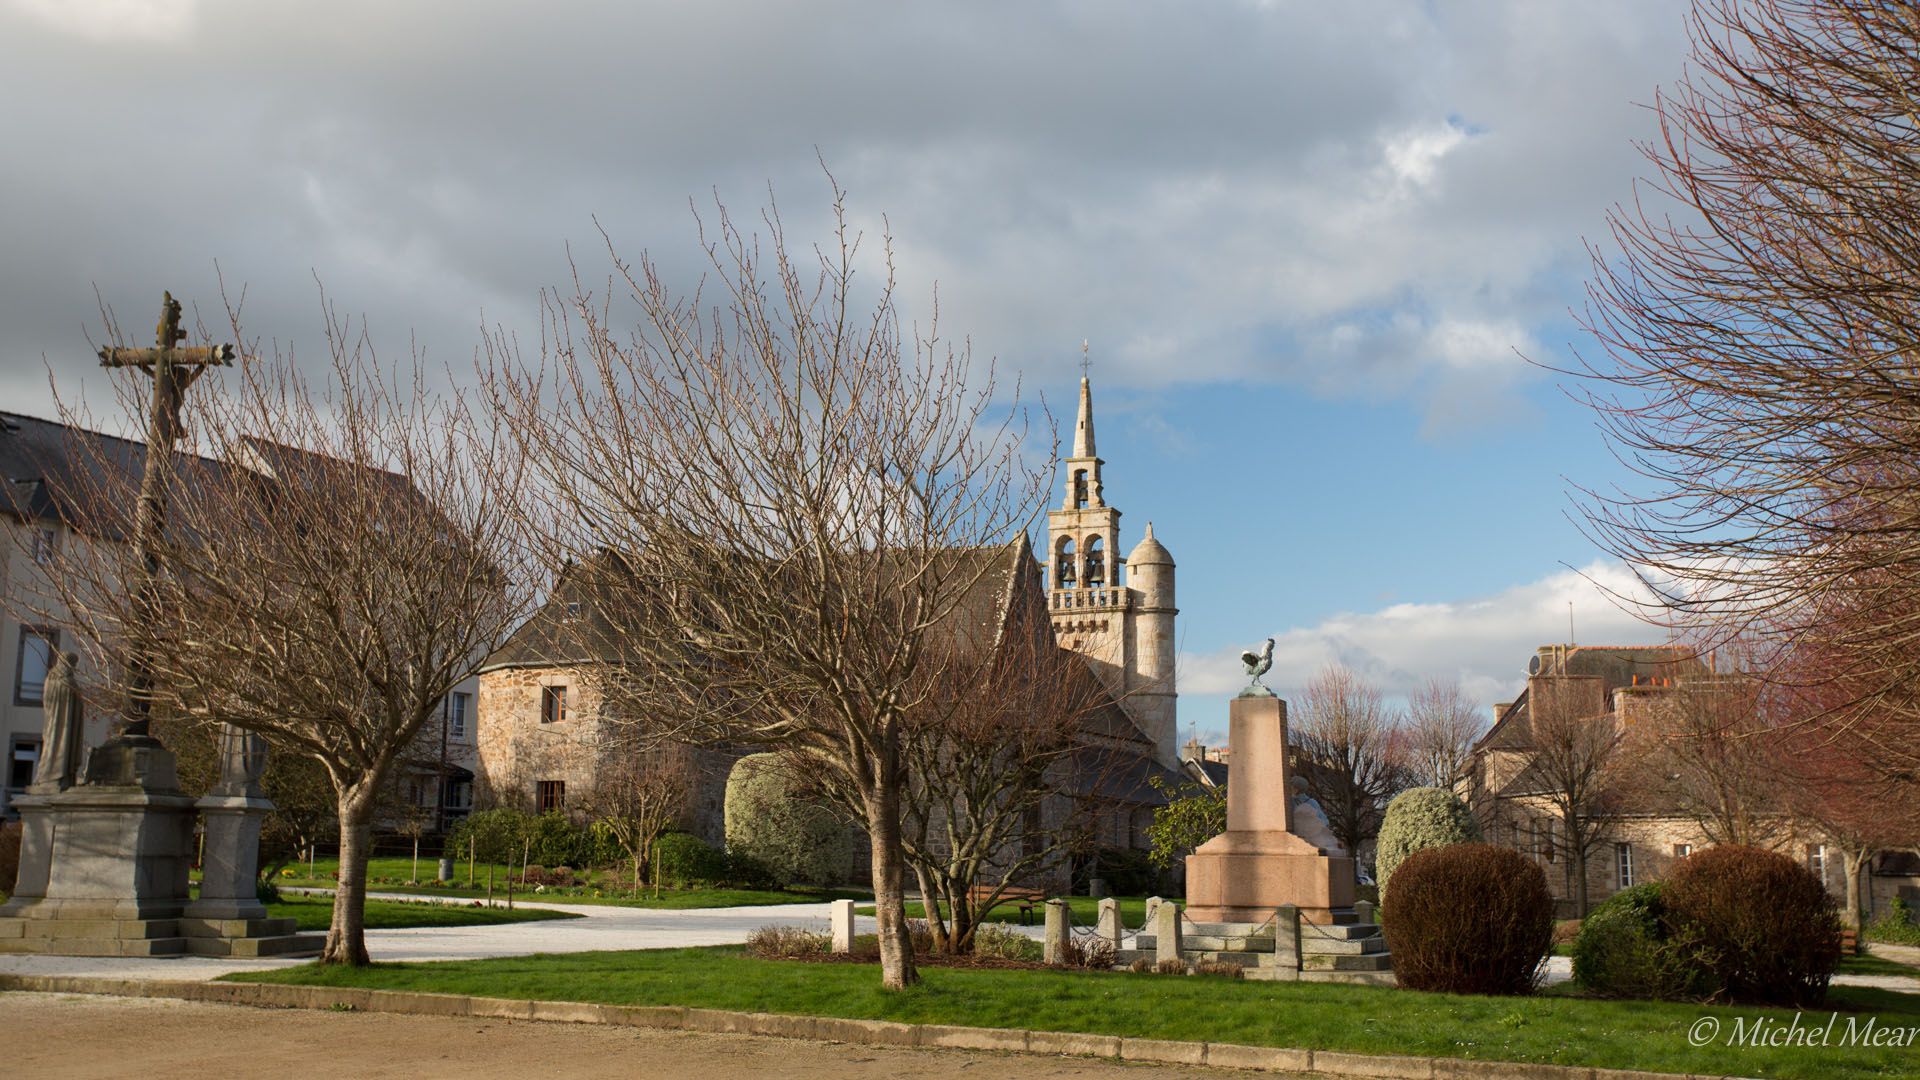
[228,948,1920,1079]
[264,894,580,932]
[274,856,866,910]
[858,895,1155,930]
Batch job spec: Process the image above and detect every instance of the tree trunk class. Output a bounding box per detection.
[912,865,950,953]
[321,796,375,966]
[1844,848,1870,950]
[411,836,419,884]
[863,782,920,990]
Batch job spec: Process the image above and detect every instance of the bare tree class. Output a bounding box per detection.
[1522,676,1627,917]
[580,740,694,896]
[1291,665,1406,863]
[489,182,1049,989]
[889,593,1122,954]
[1629,671,1789,849]
[1404,677,1485,789]
[1572,0,1920,764]
[29,306,533,965]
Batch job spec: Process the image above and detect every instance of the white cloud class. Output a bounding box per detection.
[1180,559,1673,711]
[1382,121,1471,191]
[6,0,193,42]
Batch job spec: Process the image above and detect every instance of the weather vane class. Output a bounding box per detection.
[1080,339,1091,379]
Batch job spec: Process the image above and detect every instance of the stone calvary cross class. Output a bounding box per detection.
[95,292,233,744]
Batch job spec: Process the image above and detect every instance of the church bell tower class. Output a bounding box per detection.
[1047,373,1178,767]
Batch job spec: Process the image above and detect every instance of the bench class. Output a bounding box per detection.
[1842,927,1860,955]
[967,885,1049,925]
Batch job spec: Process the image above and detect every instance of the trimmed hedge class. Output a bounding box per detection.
[1374,787,1481,898]
[1662,844,1840,1007]
[724,754,859,888]
[1382,842,1554,995]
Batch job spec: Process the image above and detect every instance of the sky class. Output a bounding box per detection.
[0,0,1699,740]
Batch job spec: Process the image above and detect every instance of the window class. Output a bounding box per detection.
[449,692,470,739]
[446,779,473,810]
[1616,842,1635,889]
[30,527,56,566]
[14,627,57,705]
[1809,844,1828,886]
[1674,843,1693,860]
[7,739,39,791]
[1542,818,1556,864]
[537,780,565,812]
[540,685,567,725]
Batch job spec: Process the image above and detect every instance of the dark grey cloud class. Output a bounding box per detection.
[1,0,1690,431]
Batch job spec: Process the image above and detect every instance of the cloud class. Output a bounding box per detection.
[5,0,193,42]
[0,0,1690,434]
[1180,559,1672,712]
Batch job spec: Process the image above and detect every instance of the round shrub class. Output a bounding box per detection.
[1662,844,1840,1006]
[1382,842,1554,995]
[1572,883,1707,999]
[724,754,859,887]
[653,831,729,888]
[1374,787,1482,899]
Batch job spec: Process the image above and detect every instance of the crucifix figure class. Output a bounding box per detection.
[96,292,234,743]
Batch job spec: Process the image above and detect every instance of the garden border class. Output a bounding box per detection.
[0,972,1751,1080]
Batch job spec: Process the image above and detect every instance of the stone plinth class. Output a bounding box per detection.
[1183,693,1356,924]
[187,794,273,921]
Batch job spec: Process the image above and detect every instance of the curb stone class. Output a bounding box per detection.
[0,973,1752,1080]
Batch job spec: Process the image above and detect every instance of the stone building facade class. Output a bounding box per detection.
[1462,643,1920,919]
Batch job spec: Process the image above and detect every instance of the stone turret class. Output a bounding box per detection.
[1127,522,1178,767]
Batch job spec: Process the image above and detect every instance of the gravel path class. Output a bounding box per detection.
[5,992,1216,1080]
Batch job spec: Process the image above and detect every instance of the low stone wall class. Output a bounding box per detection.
[0,971,1736,1080]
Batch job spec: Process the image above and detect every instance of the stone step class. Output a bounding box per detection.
[1299,922,1380,941]
[1298,936,1387,956]
[198,932,325,958]
[22,918,182,941]
[1300,952,1394,972]
[1302,969,1398,987]
[179,916,301,939]
[1182,922,1277,938]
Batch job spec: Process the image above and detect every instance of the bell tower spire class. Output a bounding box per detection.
[1074,341,1096,458]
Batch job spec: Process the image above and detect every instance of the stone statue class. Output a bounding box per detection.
[1288,776,1347,856]
[1240,637,1275,696]
[33,651,83,790]
[214,722,268,797]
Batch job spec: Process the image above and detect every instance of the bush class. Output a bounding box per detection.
[1193,959,1246,979]
[653,831,730,888]
[524,811,591,868]
[1868,897,1920,946]
[724,754,859,888]
[972,923,1042,962]
[1662,844,1840,1007]
[745,924,829,959]
[1374,787,1482,899]
[1055,936,1116,970]
[1572,883,1707,1000]
[1383,842,1554,995]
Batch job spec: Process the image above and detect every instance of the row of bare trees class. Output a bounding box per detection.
[1287,666,1488,863]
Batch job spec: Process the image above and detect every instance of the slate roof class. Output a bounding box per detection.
[0,411,227,540]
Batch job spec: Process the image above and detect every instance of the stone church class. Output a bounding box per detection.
[472,375,1185,868]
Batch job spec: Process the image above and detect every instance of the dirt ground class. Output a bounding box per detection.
[4,992,1228,1079]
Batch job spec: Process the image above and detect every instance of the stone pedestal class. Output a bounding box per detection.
[0,751,198,956]
[830,898,855,954]
[1183,692,1356,924]
[0,737,320,959]
[186,794,272,921]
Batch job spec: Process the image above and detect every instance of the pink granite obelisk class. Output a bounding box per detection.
[1183,691,1356,924]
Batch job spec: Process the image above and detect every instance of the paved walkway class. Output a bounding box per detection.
[0,891,848,982]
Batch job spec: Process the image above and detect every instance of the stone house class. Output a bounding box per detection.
[1461,642,1920,919]
[0,411,477,828]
